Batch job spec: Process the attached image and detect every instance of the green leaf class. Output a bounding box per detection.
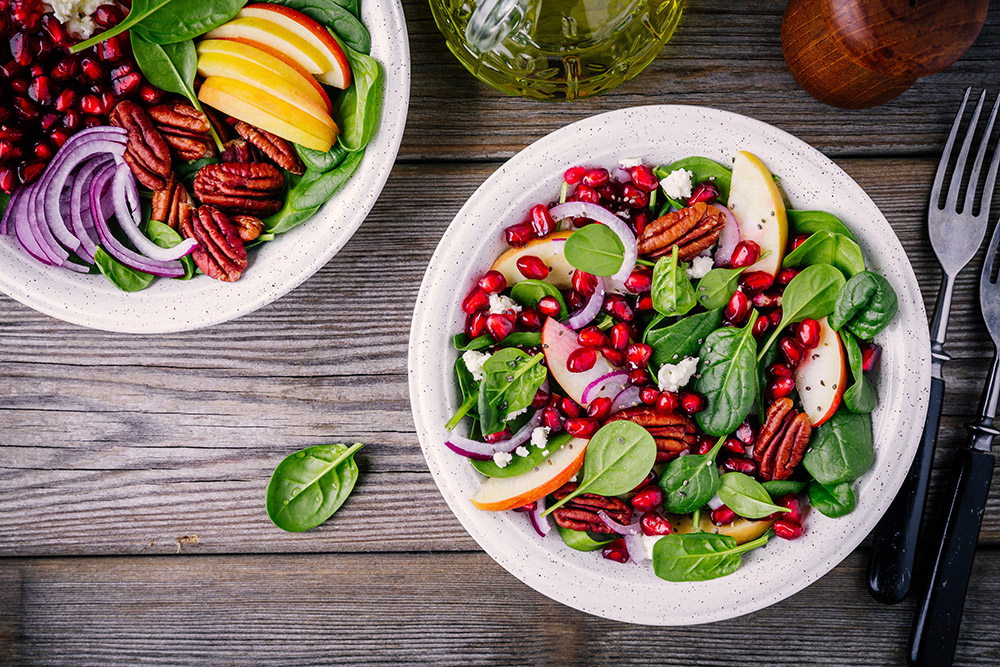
[695,266,746,310]
[655,157,733,203]
[471,433,573,478]
[659,437,724,513]
[296,143,348,173]
[651,246,698,317]
[477,349,547,435]
[265,443,363,532]
[717,472,789,519]
[72,0,246,50]
[782,230,865,278]
[787,210,858,243]
[564,224,625,277]
[803,409,874,485]
[558,525,615,551]
[332,43,382,152]
[646,308,723,371]
[695,313,759,436]
[269,0,371,53]
[652,531,770,582]
[94,247,155,292]
[174,156,219,187]
[830,271,899,340]
[265,151,365,233]
[808,480,856,518]
[510,280,568,319]
[145,219,194,280]
[760,264,846,360]
[761,479,807,497]
[452,332,542,351]
[841,330,877,413]
[453,356,480,421]
[453,334,492,351]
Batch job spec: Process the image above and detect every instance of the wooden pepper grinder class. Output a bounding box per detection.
[782,0,989,109]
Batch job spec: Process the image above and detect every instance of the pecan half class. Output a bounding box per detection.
[221,139,254,164]
[753,397,813,481]
[606,405,698,463]
[151,176,194,230]
[235,121,305,175]
[637,203,726,261]
[147,102,215,161]
[231,215,264,242]
[180,205,248,282]
[193,162,284,217]
[109,100,172,190]
[551,482,632,534]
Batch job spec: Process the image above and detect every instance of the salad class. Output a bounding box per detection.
[0,0,381,290]
[445,151,898,581]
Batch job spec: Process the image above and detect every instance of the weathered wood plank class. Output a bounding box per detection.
[1,550,999,665]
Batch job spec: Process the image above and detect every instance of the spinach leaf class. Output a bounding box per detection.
[787,210,858,243]
[695,266,745,310]
[651,246,698,317]
[175,156,219,186]
[73,0,246,50]
[808,480,856,518]
[266,442,363,532]
[782,230,865,278]
[297,143,348,173]
[269,0,371,53]
[695,313,759,436]
[453,331,543,352]
[542,421,656,516]
[655,156,733,202]
[454,356,479,418]
[510,280,568,319]
[94,247,155,292]
[830,271,898,340]
[471,432,573,478]
[646,308,723,371]
[332,43,382,152]
[659,436,724,513]
[652,531,770,582]
[558,525,615,551]
[146,219,194,280]
[759,264,845,360]
[265,151,365,233]
[453,334,492,351]
[762,479,807,496]
[841,330,877,413]
[564,223,625,277]
[802,409,874,485]
[478,349,547,435]
[717,472,788,519]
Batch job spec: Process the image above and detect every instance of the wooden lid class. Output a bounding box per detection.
[824,0,989,78]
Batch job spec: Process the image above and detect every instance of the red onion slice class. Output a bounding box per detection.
[549,201,637,282]
[445,408,544,461]
[597,510,640,535]
[1,188,22,236]
[529,496,551,537]
[14,186,59,265]
[565,275,604,330]
[581,370,629,405]
[68,156,112,263]
[610,385,642,414]
[707,493,725,511]
[111,163,198,262]
[25,183,68,265]
[625,531,650,563]
[714,204,740,267]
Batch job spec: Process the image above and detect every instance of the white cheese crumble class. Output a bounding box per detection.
[640,534,664,560]
[45,0,104,39]
[618,157,643,169]
[505,407,527,422]
[514,446,529,458]
[492,451,513,468]
[488,293,521,315]
[686,255,714,279]
[658,356,700,392]
[461,350,491,382]
[661,169,694,200]
[530,426,549,449]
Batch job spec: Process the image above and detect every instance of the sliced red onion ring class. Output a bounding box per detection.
[69,156,113,263]
[1,188,22,236]
[597,510,641,535]
[611,166,631,183]
[565,275,604,330]
[610,385,642,414]
[24,182,68,265]
[549,201,637,282]
[707,493,725,511]
[14,189,56,265]
[714,204,740,267]
[111,163,198,262]
[581,370,629,405]
[529,497,551,537]
[445,408,544,461]
[625,532,650,563]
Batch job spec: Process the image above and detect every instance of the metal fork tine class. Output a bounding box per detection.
[945,90,986,211]
[986,222,1000,287]
[978,96,1000,222]
[965,93,1000,217]
[932,87,971,211]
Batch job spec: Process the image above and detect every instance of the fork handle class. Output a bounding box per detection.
[867,376,944,603]
[909,446,995,667]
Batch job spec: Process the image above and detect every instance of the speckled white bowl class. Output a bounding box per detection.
[409,105,930,625]
[0,2,410,333]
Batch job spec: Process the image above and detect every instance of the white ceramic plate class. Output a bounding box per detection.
[0,2,410,333]
[409,105,930,625]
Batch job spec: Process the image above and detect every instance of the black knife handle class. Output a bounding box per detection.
[909,446,995,667]
[867,375,945,604]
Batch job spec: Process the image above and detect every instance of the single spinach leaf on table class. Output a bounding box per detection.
[655,156,733,203]
[759,264,846,360]
[266,442,364,532]
[646,307,723,371]
[762,479,807,496]
[782,230,865,278]
[564,223,625,277]
[471,432,573,478]
[651,246,697,317]
[802,409,874,485]
[73,0,246,50]
[477,348,547,435]
[510,280,568,319]
[145,219,194,280]
[717,472,789,519]
[94,246,155,292]
[542,421,656,516]
[808,480,857,517]
[332,43,383,152]
[830,270,898,340]
[297,143,348,173]
[659,436,724,513]
[558,525,615,551]
[694,312,759,437]
[652,530,771,582]
[787,209,858,243]
[269,0,371,53]
[841,330,877,413]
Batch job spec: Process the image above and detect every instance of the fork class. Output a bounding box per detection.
[909,194,1000,667]
[867,89,1000,604]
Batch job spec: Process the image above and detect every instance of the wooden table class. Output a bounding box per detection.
[2,1,999,664]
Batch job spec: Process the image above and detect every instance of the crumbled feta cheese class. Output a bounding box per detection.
[569,475,578,483]
[462,350,491,382]
[542,450,549,456]
[492,451,513,468]
[661,169,694,200]
[686,255,714,280]
[488,293,521,315]
[505,407,527,422]
[515,446,529,458]
[531,426,549,449]
[658,356,700,392]
[618,157,643,169]
[640,534,664,560]
[45,0,103,38]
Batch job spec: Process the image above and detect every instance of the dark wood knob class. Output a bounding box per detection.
[782,0,989,109]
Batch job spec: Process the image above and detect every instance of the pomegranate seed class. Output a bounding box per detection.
[79,57,103,83]
[486,313,514,341]
[722,456,756,474]
[18,159,44,185]
[83,115,105,129]
[477,270,507,294]
[730,240,761,268]
[513,501,536,513]
[98,91,116,114]
[516,255,550,280]
[50,128,70,148]
[777,494,803,523]
[517,308,543,331]
[791,234,810,250]
[602,538,630,563]
[736,420,756,446]
[723,290,750,325]
[577,326,608,349]
[624,267,652,293]
[49,56,78,81]
[13,95,38,121]
[462,287,489,314]
[752,315,771,339]
[465,309,488,338]
[711,505,736,526]
[767,363,793,379]
[768,376,796,400]
[564,289,585,310]
[628,369,650,386]
[573,184,599,204]
[112,71,141,98]
[796,318,821,349]
[769,308,784,326]
[39,111,59,131]
[680,392,704,414]
[656,391,679,414]
[80,94,102,115]
[0,126,24,143]
[567,347,597,373]
[639,386,660,405]
[9,33,30,66]
[751,290,783,309]
[723,437,745,455]
[621,182,649,208]
[27,75,51,105]
[777,267,799,285]
[9,76,27,94]
[861,343,882,372]
[503,221,535,248]
[610,322,630,350]
[541,407,563,432]
[779,337,804,366]
[94,3,125,27]
[587,396,612,421]
[632,210,648,236]
[0,140,12,162]
[687,181,719,205]
[633,293,651,312]
[631,485,663,512]
[484,427,511,444]
[110,62,134,79]
[695,436,714,455]
[53,88,76,112]
[537,296,561,317]
[41,13,69,45]
[571,269,598,297]
[138,82,166,106]
[560,397,582,418]
[601,347,625,367]
[565,417,599,438]
[582,167,609,188]
[626,343,652,369]
[640,511,672,536]
[529,203,556,238]
[0,166,15,193]
[32,140,52,160]
[564,165,585,185]
[740,271,774,294]
[525,390,550,412]
[604,294,634,321]
[97,34,127,62]
[773,518,804,540]
[628,165,659,192]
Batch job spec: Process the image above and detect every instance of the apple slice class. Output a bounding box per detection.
[542,317,621,407]
[470,438,587,511]
[794,316,847,426]
[670,513,774,545]
[197,39,332,113]
[727,150,787,277]
[238,4,351,89]
[198,77,337,152]
[205,17,331,75]
[491,231,574,289]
